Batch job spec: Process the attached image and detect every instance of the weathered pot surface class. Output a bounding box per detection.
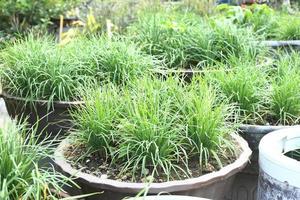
[54,134,252,200]
[1,92,84,140]
[258,127,300,200]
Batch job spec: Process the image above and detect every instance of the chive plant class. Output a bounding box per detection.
[0,34,154,102]
[128,10,260,69]
[276,16,300,40]
[71,76,236,181]
[0,121,75,200]
[209,51,300,126]
[270,52,300,125]
[206,58,269,124]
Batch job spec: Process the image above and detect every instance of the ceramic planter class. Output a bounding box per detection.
[54,134,251,200]
[1,92,84,140]
[258,127,300,200]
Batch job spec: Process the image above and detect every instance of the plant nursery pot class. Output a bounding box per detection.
[54,134,252,200]
[1,92,84,140]
[261,40,300,51]
[238,124,296,171]
[127,195,210,200]
[257,127,300,200]
[225,124,291,200]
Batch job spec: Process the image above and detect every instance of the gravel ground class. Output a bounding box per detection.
[0,98,10,128]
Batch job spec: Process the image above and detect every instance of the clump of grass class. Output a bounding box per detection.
[0,34,154,102]
[128,10,260,69]
[71,76,236,181]
[270,52,300,125]
[276,15,300,40]
[206,58,269,124]
[0,121,75,200]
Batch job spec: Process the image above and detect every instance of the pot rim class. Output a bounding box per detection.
[261,40,300,47]
[259,127,300,187]
[239,124,300,135]
[1,92,85,106]
[54,134,252,193]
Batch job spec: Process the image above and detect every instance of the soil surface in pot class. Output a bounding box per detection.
[63,143,240,183]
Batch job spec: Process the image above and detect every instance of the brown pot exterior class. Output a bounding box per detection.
[54,134,251,200]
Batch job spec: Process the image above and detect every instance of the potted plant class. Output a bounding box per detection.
[127,10,260,79]
[207,51,300,199]
[258,127,300,199]
[54,76,252,200]
[215,4,300,50]
[0,120,81,199]
[0,34,154,139]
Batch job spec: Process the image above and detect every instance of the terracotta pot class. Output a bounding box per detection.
[261,40,300,50]
[2,92,84,140]
[54,134,252,200]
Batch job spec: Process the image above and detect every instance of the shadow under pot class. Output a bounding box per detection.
[54,134,252,200]
[2,92,84,140]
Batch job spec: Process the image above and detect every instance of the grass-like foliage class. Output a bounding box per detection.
[270,52,300,125]
[0,121,74,200]
[128,10,259,69]
[0,34,153,102]
[207,58,269,124]
[276,15,300,40]
[209,51,300,125]
[72,76,236,181]
[215,4,300,40]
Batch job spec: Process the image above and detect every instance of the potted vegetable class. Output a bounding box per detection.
[215,4,300,50]
[207,52,300,199]
[128,10,260,78]
[0,120,80,200]
[54,76,252,200]
[258,127,300,199]
[0,35,153,139]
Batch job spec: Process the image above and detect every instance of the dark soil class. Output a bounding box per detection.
[285,149,300,161]
[64,143,240,183]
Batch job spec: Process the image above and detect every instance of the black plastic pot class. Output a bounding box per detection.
[2,92,84,140]
[54,134,251,200]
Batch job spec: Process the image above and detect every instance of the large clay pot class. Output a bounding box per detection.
[257,127,300,200]
[2,92,84,140]
[54,134,252,200]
